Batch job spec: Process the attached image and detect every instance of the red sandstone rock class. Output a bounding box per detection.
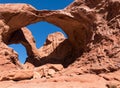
[0,43,22,72]
[33,64,63,79]
[39,32,66,58]
[0,0,120,87]
[0,74,108,88]
[37,32,73,67]
[0,70,33,81]
[99,70,120,87]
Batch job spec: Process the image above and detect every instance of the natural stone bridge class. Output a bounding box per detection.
[0,0,119,71]
[0,2,95,67]
[0,1,120,87]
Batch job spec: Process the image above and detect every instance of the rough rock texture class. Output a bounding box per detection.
[0,0,120,88]
[37,32,73,67]
[64,0,120,73]
[0,2,95,66]
[0,43,22,72]
[0,70,33,81]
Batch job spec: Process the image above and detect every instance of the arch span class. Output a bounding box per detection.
[8,21,68,64]
[2,4,95,51]
[0,3,96,67]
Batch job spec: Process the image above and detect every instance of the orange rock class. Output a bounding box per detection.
[0,70,33,81]
[0,0,120,87]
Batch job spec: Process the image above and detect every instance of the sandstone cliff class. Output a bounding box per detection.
[0,0,120,88]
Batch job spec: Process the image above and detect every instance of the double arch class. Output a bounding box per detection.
[1,4,95,66]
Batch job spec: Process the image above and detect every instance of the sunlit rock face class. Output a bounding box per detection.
[0,0,120,87]
[0,2,95,68]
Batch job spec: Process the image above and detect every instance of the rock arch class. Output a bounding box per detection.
[0,1,120,85]
[0,3,96,67]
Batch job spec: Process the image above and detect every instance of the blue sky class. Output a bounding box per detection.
[0,0,73,63]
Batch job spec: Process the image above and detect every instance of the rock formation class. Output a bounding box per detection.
[0,0,120,88]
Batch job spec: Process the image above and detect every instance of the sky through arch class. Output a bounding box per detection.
[0,0,74,63]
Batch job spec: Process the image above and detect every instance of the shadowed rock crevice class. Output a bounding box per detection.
[26,32,80,68]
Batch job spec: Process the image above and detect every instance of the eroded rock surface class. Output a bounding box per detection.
[30,32,73,67]
[0,0,120,88]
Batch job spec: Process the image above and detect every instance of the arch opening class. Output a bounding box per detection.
[0,0,75,67]
[27,21,68,49]
[8,22,68,64]
[9,44,27,64]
